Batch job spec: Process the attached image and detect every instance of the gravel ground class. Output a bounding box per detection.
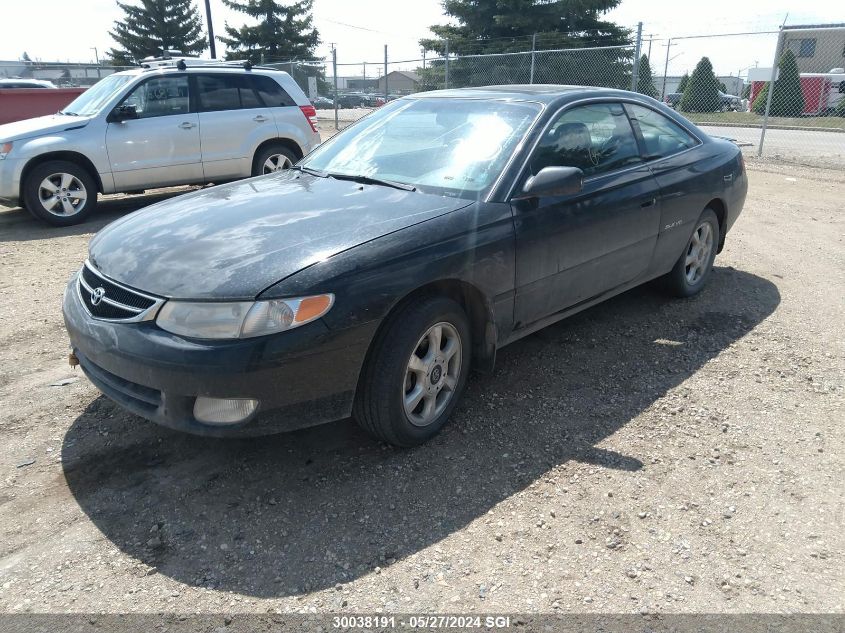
[0,160,842,615]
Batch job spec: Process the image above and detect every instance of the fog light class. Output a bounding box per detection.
[193,397,258,424]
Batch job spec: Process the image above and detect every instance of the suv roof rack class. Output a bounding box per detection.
[140,57,276,72]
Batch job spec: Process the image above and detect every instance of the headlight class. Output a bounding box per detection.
[155,294,334,339]
[0,142,12,159]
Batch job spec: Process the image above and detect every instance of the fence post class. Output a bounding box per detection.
[758,27,783,158]
[384,44,388,99]
[529,33,537,84]
[631,22,643,91]
[332,47,338,131]
[660,38,672,100]
[444,40,449,89]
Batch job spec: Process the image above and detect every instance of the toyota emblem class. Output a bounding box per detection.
[91,287,106,306]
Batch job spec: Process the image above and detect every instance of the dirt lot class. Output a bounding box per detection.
[0,161,842,615]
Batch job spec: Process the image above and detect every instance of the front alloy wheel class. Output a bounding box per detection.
[23,159,98,227]
[404,322,462,427]
[354,295,471,447]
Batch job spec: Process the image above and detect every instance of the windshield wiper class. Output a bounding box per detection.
[327,172,416,191]
[291,165,329,177]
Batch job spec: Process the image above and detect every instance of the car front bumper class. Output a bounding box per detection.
[62,274,377,437]
[0,157,25,207]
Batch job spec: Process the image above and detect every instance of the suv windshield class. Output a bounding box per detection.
[301,97,541,199]
[60,74,136,116]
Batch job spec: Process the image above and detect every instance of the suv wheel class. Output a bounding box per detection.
[252,144,297,176]
[354,295,471,447]
[23,160,97,226]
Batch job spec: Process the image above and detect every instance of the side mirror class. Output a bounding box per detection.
[109,104,138,123]
[515,166,583,200]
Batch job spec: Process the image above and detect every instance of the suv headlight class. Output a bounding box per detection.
[0,142,12,159]
[155,294,334,339]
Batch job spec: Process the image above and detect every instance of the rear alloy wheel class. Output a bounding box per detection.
[354,295,471,447]
[664,208,719,297]
[23,160,97,227]
[252,144,297,176]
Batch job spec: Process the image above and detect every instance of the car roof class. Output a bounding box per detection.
[408,85,662,106]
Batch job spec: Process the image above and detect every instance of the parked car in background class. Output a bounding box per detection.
[0,78,57,89]
[310,95,334,109]
[0,57,320,226]
[336,92,368,108]
[718,91,742,112]
[63,86,747,447]
[361,94,386,107]
[664,92,682,109]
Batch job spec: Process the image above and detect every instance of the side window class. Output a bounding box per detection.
[196,74,241,112]
[531,102,641,177]
[250,75,296,107]
[626,104,698,159]
[118,76,189,118]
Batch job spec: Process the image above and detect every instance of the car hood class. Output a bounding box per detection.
[89,171,473,300]
[0,113,92,142]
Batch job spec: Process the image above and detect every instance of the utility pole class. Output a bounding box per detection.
[203,0,216,58]
[631,22,643,92]
[90,47,99,64]
[529,32,537,84]
[660,38,675,99]
[332,46,338,130]
[384,44,388,99]
[444,39,449,89]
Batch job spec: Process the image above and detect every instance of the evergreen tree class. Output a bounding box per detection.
[418,0,631,90]
[752,49,804,116]
[109,0,205,63]
[680,57,720,112]
[636,54,658,98]
[220,0,319,63]
[677,73,690,93]
[21,52,32,62]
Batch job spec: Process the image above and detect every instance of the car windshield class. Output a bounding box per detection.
[301,97,541,198]
[60,74,136,116]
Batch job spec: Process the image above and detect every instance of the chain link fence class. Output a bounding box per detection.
[3,23,843,167]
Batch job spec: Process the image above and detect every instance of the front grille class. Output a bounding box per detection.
[77,262,161,321]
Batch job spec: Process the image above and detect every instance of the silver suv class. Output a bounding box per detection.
[0,58,320,226]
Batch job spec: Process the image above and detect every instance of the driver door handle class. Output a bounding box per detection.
[640,198,656,208]
[178,121,196,129]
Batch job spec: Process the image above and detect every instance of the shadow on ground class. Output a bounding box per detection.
[61,268,779,597]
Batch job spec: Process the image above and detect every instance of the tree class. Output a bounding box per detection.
[636,54,658,98]
[752,49,804,116]
[680,57,720,112]
[677,73,690,93]
[718,81,727,93]
[418,0,632,90]
[109,0,205,64]
[220,0,319,63]
[21,52,32,62]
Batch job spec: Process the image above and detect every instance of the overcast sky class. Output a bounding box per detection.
[2,0,843,78]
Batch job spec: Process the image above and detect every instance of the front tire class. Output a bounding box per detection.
[664,209,719,298]
[23,160,97,226]
[354,296,471,447]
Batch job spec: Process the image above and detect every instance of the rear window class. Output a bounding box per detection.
[250,75,296,107]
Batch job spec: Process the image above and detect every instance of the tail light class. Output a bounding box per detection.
[299,105,318,133]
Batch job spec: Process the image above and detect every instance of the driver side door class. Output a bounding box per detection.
[105,75,204,190]
[511,101,662,327]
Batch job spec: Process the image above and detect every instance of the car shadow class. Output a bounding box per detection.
[61,267,779,597]
[0,188,196,242]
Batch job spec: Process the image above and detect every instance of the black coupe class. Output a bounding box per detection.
[63,85,747,446]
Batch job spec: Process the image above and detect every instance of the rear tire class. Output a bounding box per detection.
[252,144,297,176]
[22,160,97,227]
[354,295,471,447]
[664,209,719,298]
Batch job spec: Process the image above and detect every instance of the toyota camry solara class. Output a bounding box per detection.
[63,85,747,447]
